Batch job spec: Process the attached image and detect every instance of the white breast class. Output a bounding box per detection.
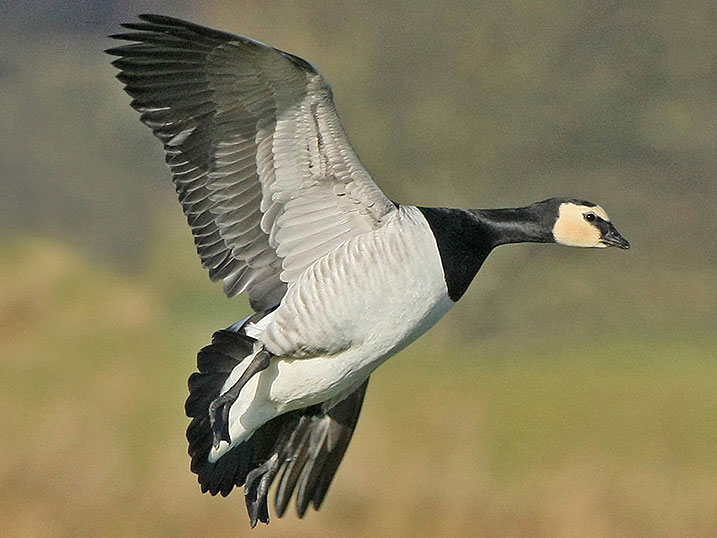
[213,206,454,459]
[264,205,452,358]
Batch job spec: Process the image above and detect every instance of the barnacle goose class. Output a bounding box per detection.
[107,14,630,526]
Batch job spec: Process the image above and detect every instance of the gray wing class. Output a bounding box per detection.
[108,14,396,311]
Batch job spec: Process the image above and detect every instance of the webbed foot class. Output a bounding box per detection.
[245,453,282,527]
[208,349,272,448]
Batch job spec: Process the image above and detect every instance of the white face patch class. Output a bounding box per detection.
[552,203,610,248]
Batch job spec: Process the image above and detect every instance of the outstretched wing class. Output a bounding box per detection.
[108,14,396,310]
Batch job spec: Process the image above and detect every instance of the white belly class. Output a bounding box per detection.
[211,206,453,460]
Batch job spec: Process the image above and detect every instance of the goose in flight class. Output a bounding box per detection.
[107,14,629,526]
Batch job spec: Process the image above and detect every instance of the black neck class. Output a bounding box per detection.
[468,205,554,247]
[419,204,554,302]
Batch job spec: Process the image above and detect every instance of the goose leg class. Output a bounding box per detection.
[208,349,272,448]
[244,452,281,526]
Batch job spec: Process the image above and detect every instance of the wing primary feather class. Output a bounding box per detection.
[309,379,369,509]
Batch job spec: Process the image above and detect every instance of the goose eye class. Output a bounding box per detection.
[584,212,596,222]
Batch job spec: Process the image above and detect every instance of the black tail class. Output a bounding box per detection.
[185,330,369,526]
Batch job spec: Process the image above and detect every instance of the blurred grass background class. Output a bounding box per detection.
[1,1,715,536]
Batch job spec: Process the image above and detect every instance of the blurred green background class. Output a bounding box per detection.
[1,1,715,537]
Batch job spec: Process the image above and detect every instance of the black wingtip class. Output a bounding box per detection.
[109,14,221,46]
[138,13,180,24]
[104,46,129,58]
[130,13,241,42]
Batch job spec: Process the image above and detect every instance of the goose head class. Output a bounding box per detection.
[549,199,630,249]
[470,198,630,250]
